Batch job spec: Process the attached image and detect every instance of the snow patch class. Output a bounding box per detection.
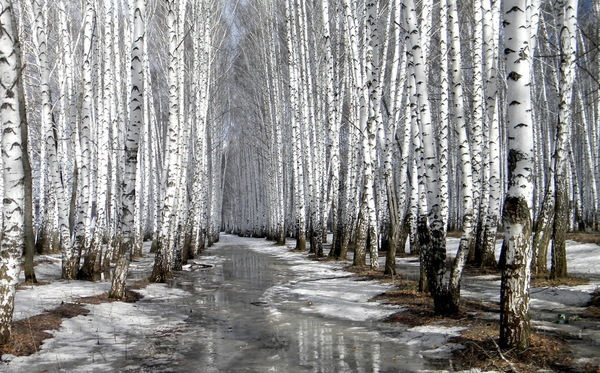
[13,280,111,321]
[5,299,187,372]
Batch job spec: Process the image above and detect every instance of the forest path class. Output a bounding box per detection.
[130,235,446,372]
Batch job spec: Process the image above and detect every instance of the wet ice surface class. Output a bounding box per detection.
[128,235,447,372]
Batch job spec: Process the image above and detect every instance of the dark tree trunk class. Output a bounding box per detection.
[109,238,130,299]
[276,227,286,246]
[77,241,101,281]
[417,215,430,293]
[69,164,78,236]
[499,196,533,350]
[295,224,306,251]
[313,225,323,257]
[16,34,36,283]
[150,240,172,283]
[532,184,554,275]
[479,214,499,268]
[551,176,568,279]
[384,219,401,276]
[150,235,159,253]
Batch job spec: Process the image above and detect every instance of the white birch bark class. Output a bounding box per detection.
[471,0,485,232]
[321,0,339,251]
[362,0,381,269]
[32,0,78,279]
[110,0,145,298]
[480,0,501,267]
[286,0,306,251]
[448,0,475,293]
[551,0,578,279]
[151,0,180,281]
[437,0,450,230]
[404,0,447,310]
[499,0,535,349]
[75,0,96,259]
[190,0,210,254]
[0,0,25,343]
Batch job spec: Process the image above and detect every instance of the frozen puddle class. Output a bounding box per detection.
[5,235,457,372]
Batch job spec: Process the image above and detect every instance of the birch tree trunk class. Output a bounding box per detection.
[75,0,96,271]
[405,0,448,312]
[0,0,26,343]
[361,0,381,269]
[551,0,577,280]
[479,0,501,269]
[110,0,145,298]
[499,0,535,349]
[15,4,36,283]
[286,0,306,252]
[151,0,180,282]
[31,0,78,280]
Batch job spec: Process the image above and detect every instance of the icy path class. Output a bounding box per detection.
[4,235,462,372]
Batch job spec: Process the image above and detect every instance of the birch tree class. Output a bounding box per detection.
[499,0,535,349]
[551,0,578,280]
[151,0,181,282]
[110,0,146,299]
[0,0,26,343]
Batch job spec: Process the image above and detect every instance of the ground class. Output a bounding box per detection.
[1,235,599,372]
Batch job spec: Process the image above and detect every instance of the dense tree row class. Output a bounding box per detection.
[0,0,230,343]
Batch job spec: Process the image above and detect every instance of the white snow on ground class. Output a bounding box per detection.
[4,289,188,372]
[397,237,600,307]
[445,236,600,277]
[560,240,600,275]
[14,253,111,321]
[137,283,192,300]
[14,280,111,322]
[396,325,466,358]
[13,243,158,322]
[294,277,402,322]
[231,234,600,364]
[5,242,194,372]
[17,254,62,282]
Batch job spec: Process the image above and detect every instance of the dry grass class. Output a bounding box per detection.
[583,306,600,319]
[128,278,151,290]
[583,288,600,319]
[567,233,600,245]
[446,231,462,238]
[376,284,585,372]
[345,266,417,284]
[531,276,589,287]
[0,303,89,357]
[16,281,50,290]
[377,286,498,327]
[77,290,143,305]
[590,288,600,306]
[463,265,501,277]
[450,326,584,372]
